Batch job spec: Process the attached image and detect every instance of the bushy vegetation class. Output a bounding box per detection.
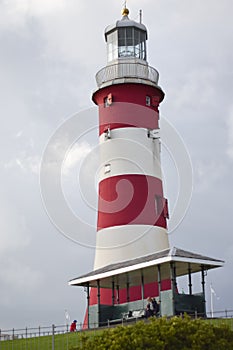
[72,315,233,350]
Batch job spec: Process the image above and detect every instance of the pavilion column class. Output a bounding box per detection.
[126,274,130,303]
[174,264,177,291]
[97,280,101,326]
[112,280,115,306]
[117,284,120,304]
[170,262,176,316]
[86,283,90,329]
[188,264,192,295]
[141,271,145,309]
[157,264,162,316]
[201,265,206,317]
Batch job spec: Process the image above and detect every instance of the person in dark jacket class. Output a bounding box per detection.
[151,298,159,316]
[145,303,153,318]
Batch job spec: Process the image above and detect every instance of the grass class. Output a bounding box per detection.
[1,318,233,350]
[0,331,86,350]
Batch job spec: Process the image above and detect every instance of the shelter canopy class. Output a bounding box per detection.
[69,247,224,289]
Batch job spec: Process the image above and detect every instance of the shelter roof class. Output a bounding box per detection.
[69,247,224,289]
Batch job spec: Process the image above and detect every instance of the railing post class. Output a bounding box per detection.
[87,282,90,329]
[201,266,206,317]
[52,324,55,350]
[158,264,161,316]
[141,271,144,310]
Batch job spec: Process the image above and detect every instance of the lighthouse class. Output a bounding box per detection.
[89,6,171,311]
[93,7,169,270]
[69,7,224,328]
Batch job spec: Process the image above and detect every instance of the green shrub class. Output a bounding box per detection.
[71,315,233,350]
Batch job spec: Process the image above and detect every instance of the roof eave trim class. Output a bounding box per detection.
[68,256,224,286]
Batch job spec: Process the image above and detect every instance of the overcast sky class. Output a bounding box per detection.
[0,0,233,330]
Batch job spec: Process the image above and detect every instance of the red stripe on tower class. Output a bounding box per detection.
[93,83,163,135]
[97,174,168,230]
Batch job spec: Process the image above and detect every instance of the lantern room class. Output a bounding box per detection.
[105,7,148,62]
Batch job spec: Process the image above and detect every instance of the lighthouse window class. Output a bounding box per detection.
[155,195,162,216]
[106,27,147,62]
[118,28,134,57]
[146,96,151,106]
[104,164,111,174]
[134,29,146,60]
[107,30,118,61]
[117,28,146,60]
[104,93,113,107]
[163,198,169,219]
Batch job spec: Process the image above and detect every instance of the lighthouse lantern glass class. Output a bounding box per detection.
[107,27,147,62]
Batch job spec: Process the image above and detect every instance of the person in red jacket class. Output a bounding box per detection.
[70,320,77,332]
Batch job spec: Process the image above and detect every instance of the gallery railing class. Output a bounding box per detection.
[96,62,159,87]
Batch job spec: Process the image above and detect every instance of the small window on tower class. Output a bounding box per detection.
[155,195,162,216]
[163,198,169,219]
[104,164,111,174]
[146,96,151,106]
[104,93,113,107]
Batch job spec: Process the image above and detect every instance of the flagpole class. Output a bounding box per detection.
[65,309,70,327]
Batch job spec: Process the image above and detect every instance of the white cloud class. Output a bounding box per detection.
[0,0,104,65]
[173,68,216,111]
[195,160,225,193]
[0,0,67,29]
[0,203,30,255]
[3,155,41,175]
[62,141,91,177]
[19,0,66,16]
[15,130,23,138]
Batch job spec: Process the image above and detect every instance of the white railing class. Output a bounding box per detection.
[96,62,159,87]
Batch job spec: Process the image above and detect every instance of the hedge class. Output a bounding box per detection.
[71,315,233,350]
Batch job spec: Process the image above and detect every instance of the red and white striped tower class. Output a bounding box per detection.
[85,7,170,321]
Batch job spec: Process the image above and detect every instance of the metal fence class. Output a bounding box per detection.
[1,310,233,350]
[0,324,84,350]
[206,309,233,318]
